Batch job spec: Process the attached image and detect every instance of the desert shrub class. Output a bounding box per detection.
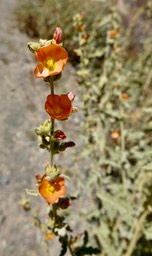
[73,1,152,255]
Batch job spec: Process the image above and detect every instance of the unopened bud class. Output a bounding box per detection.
[56,197,71,209]
[35,120,51,136]
[54,130,66,140]
[53,27,63,44]
[45,165,59,180]
[27,42,41,53]
[59,141,76,152]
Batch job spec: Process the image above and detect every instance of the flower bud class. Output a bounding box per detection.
[45,165,59,180]
[19,198,31,211]
[56,197,71,209]
[27,42,41,53]
[35,120,51,136]
[59,141,76,152]
[53,27,63,44]
[54,130,66,140]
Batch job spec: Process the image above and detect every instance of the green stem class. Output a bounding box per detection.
[119,104,127,193]
[49,78,75,256]
[50,77,55,166]
[52,204,58,226]
[52,205,75,256]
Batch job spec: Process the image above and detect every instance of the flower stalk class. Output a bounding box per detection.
[26,28,98,256]
[50,77,55,166]
[27,28,76,256]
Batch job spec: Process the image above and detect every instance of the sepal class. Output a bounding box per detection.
[26,189,39,196]
[35,120,51,137]
[45,164,60,180]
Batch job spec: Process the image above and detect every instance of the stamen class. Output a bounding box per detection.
[46,183,55,193]
[46,59,56,71]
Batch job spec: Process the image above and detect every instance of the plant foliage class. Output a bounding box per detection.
[73,1,152,255]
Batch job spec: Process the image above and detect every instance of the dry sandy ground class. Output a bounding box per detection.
[0,0,83,255]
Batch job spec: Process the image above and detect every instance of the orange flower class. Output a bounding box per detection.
[108,29,118,38]
[38,174,66,204]
[121,93,129,100]
[45,233,55,240]
[111,131,120,139]
[45,93,74,120]
[34,44,68,78]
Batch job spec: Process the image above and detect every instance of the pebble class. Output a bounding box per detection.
[0,212,5,225]
[0,175,10,185]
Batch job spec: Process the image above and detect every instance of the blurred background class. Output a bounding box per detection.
[0,0,152,255]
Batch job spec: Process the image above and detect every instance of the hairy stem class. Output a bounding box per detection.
[50,77,55,166]
[119,104,127,193]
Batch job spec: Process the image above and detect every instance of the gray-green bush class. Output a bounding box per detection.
[74,1,152,255]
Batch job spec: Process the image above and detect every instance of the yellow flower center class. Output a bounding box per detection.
[46,58,56,71]
[46,183,55,193]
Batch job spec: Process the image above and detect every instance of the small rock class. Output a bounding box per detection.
[0,175,10,185]
[0,211,5,225]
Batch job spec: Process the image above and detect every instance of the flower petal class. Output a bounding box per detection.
[45,94,73,120]
[38,175,66,204]
[34,64,50,78]
[34,44,68,78]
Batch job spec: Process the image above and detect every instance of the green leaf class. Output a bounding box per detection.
[59,243,67,256]
[93,229,121,256]
[143,224,152,240]
[77,69,90,77]
[143,163,152,171]
[59,236,68,256]
[97,192,131,215]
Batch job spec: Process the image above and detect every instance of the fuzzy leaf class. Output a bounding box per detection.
[97,192,131,214]
[143,224,152,240]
